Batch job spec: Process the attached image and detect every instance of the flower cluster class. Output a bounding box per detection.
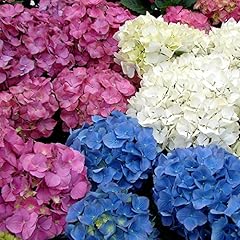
[0,116,16,147]
[66,111,158,189]
[53,67,135,131]
[153,145,240,239]
[208,19,240,67]
[0,0,135,138]
[114,14,209,77]
[127,53,240,152]
[0,121,90,239]
[0,0,133,88]
[3,75,58,139]
[194,0,240,25]
[0,3,68,87]
[66,183,158,240]
[163,6,211,31]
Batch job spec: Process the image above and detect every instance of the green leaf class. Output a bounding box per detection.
[120,0,148,14]
[183,0,197,8]
[154,0,196,12]
[155,0,181,10]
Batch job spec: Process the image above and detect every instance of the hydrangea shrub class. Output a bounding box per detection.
[66,111,158,189]
[127,53,240,152]
[208,19,240,67]
[0,0,136,138]
[53,67,135,131]
[66,183,158,240]
[1,75,58,139]
[0,118,90,239]
[163,6,211,31]
[153,145,240,239]
[0,0,134,89]
[114,14,209,77]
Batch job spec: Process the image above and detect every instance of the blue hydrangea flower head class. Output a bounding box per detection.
[153,145,240,239]
[66,111,159,189]
[66,183,159,240]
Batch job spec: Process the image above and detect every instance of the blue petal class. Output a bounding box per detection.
[116,203,133,217]
[224,195,240,216]
[164,161,184,176]
[91,168,104,183]
[203,153,224,174]
[114,122,134,139]
[85,131,102,149]
[102,132,126,148]
[132,196,149,213]
[92,115,105,123]
[130,215,153,234]
[192,166,213,181]
[70,224,86,240]
[173,196,189,207]
[66,127,85,146]
[123,143,141,156]
[176,206,207,231]
[226,170,240,188]
[115,216,129,228]
[140,157,151,171]
[99,221,116,238]
[155,191,173,213]
[192,189,214,209]
[66,201,84,223]
[211,217,227,240]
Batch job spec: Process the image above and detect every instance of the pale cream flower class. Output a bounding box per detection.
[127,53,240,151]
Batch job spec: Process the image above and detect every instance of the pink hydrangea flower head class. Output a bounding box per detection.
[164,6,211,31]
[6,75,59,139]
[0,140,90,239]
[53,66,136,131]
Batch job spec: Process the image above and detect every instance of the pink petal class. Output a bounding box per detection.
[38,216,53,231]
[101,87,122,104]
[70,181,88,199]
[1,185,16,202]
[45,172,61,187]
[22,212,38,239]
[6,214,24,234]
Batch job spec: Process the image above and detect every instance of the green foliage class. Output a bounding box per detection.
[155,0,197,12]
[120,0,152,14]
[120,0,197,15]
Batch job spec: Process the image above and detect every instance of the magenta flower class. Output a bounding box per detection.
[0,120,90,239]
[1,75,59,139]
[53,66,135,130]
[164,6,211,31]
[0,0,133,89]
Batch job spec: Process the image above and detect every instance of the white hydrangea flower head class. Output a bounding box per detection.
[209,19,240,68]
[127,53,240,152]
[114,13,210,78]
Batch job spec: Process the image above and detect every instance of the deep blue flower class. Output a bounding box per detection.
[132,196,149,214]
[224,195,240,217]
[66,184,158,240]
[192,188,214,209]
[212,217,240,240]
[164,161,184,176]
[153,145,240,239]
[66,111,159,190]
[85,131,102,149]
[66,201,84,223]
[176,205,207,231]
